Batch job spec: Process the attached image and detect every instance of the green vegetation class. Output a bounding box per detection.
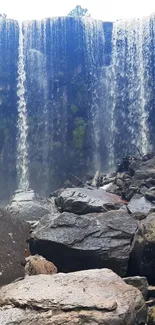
[68,5,90,17]
[73,117,87,149]
[71,104,79,114]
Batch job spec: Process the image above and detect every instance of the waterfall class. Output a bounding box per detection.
[83,18,105,171]
[1,15,155,200]
[110,16,152,164]
[17,21,29,190]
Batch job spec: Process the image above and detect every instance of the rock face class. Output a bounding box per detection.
[0,209,29,286]
[25,255,57,275]
[128,213,155,284]
[30,209,137,276]
[128,194,154,214]
[0,269,147,325]
[55,187,126,214]
[124,276,148,300]
[6,189,58,223]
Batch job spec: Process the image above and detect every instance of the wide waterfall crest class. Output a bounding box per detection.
[0,15,155,199]
[17,21,29,190]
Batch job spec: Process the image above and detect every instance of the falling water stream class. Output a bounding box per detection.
[17,21,29,190]
[109,16,151,166]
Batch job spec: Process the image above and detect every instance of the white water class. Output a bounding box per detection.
[110,16,151,165]
[17,21,29,190]
[83,18,105,170]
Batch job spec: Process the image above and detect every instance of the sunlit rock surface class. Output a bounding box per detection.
[0,269,147,325]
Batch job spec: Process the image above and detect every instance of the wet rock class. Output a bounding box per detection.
[145,188,155,202]
[128,213,155,284]
[146,178,155,187]
[135,168,155,180]
[30,210,137,276]
[123,276,148,299]
[0,269,147,325]
[6,189,58,223]
[116,179,124,187]
[25,255,57,276]
[132,212,147,221]
[148,286,155,298]
[128,194,154,214]
[55,187,126,214]
[0,208,29,286]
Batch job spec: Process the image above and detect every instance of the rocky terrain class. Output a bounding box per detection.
[2,154,155,323]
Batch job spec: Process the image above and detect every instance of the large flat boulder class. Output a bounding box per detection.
[6,189,58,223]
[55,187,126,214]
[0,269,147,325]
[128,213,155,284]
[30,209,137,276]
[0,209,29,286]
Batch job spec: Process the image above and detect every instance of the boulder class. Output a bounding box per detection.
[55,187,126,214]
[30,209,137,276]
[148,286,155,298]
[25,255,57,276]
[6,189,58,223]
[148,306,155,324]
[128,213,155,283]
[134,157,155,180]
[0,269,147,325]
[123,276,148,300]
[0,208,29,286]
[145,188,155,202]
[128,194,154,214]
[135,168,155,180]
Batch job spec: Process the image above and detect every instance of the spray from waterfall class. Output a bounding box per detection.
[17,21,29,190]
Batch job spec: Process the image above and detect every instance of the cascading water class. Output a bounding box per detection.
[24,19,50,193]
[110,16,152,164]
[1,15,155,200]
[83,18,105,171]
[17,21,29,190]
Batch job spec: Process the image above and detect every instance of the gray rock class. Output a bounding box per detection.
[135,168,155,180]
[30,209,137,276]
[132,212,147,221]
[148,286,155,298]
[0,269,147,325]
[128,213,155,283]
[6,189,58,222]
[0,208,29,286]
[145,189,155,202]
[116,179,124,187]
[55,187,126,214]
[128,194,154,214]
[124,276,148,300]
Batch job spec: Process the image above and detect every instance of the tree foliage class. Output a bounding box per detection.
[0,13,7,19]
[68,5,90,17]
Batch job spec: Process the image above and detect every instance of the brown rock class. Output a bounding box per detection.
[25,255,57,275]
[0,269,147,325]
[148,306,155,324]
